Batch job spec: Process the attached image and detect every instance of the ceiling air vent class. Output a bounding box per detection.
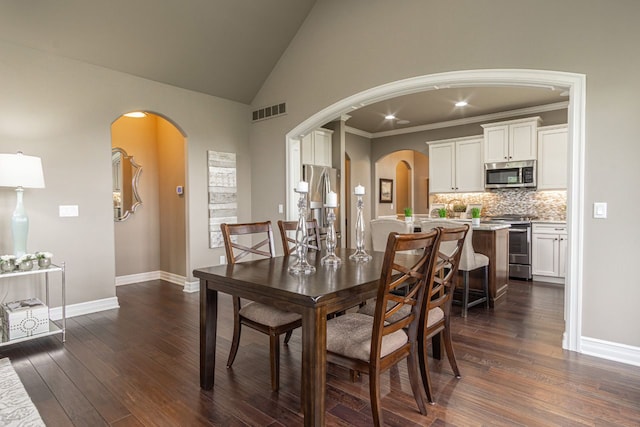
[252,102,286,122]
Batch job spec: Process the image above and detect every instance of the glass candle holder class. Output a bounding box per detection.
[289,189,316,275]
[349,193,372,262]
[321,206,341,267]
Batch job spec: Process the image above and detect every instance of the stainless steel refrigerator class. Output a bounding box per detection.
[302,164,340,243]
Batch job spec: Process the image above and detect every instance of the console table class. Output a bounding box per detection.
[0,263,66,346]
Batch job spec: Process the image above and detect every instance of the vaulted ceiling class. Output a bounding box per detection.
[0,0,317,104]
[0,1,568,132]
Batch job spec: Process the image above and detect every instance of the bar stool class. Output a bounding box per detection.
[420,220,489,317]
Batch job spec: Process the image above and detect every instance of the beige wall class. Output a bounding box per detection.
[344,132,372,248]
[0,39,249,308]
[250,0,640,348]
[157,118,187,276]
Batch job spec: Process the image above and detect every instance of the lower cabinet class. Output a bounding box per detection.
[532,223,567,283]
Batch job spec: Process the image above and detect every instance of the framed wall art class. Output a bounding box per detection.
[379,178,393,203]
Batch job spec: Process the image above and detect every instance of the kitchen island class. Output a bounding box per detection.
[470,223,510,307]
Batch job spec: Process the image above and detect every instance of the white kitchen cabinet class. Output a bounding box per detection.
[482,117,541,163]
[427,136,484,193]
[301,128,333,167]
[537,125,568,190]
[532,222,567,283]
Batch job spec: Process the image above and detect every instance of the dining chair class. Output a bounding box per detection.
[369,218,413,252]
[325,229,442,426]
[277,219,322,256]
[416,221,468,403]
[220,221,302,392]
[421,219,489,317]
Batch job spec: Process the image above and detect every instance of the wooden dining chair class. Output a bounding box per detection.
[417,222,468,403]
[220,221,302,392]
[325,229,442,426]
[277,219,322,255]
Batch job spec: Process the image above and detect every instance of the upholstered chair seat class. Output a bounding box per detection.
[326,313,408,360]
[239,302,302,327]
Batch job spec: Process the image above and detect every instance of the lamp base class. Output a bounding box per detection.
[12,187,29,257]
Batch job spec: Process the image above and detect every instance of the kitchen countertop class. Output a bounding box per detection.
[532,219,566,224]
[417,218,511,231]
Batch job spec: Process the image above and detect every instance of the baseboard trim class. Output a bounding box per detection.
[115,271,161,286]
[581,336,640,367]
[159,271,186,287]
[116,271,191,289]
[183,280,199,293]
[49,297,120,321]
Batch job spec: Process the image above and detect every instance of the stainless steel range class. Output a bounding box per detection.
[489,214,537,280]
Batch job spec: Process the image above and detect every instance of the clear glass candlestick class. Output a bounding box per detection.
[289,190,316,274]
[321,207,341,267]
[349,194,372,262]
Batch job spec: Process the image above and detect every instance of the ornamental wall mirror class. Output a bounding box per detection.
[112,147,142,221]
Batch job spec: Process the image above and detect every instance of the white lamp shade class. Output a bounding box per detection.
[0,153,45,188]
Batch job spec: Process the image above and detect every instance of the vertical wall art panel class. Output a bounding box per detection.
[208,151,237,248]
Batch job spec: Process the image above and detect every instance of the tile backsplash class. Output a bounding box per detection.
[432,189,567,220]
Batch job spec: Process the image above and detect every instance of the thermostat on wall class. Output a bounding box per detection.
[176,185,184,195]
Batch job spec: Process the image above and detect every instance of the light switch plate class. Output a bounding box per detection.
[278,204,284,214]
[593,202,607,219]
[59,205,79,217]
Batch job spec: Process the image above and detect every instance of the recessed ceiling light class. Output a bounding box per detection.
[455,101,468,107]
[385,114,396,120]
[124,111,146,118]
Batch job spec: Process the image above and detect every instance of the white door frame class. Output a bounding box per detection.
[286,69,585,352]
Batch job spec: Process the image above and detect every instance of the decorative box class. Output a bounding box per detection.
[1,297,50,341]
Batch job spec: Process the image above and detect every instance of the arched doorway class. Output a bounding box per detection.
[111,112,188,288]
[285,69,585,352]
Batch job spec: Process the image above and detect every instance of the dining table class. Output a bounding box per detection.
[194,247,389,427]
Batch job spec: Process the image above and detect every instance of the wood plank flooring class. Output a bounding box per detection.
[1,279,639,426]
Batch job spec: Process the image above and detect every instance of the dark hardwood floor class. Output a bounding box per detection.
[2,279,639,426]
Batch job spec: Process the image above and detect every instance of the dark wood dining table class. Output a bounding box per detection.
[194,247,387,427]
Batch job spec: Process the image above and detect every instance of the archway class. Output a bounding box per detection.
[111,112,189,289]
[285,69,585,352]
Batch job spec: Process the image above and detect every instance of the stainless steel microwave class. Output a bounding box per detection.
[485,160,536,189]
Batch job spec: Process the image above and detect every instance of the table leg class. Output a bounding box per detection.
[301,306,327,426]
[200,279,218,389]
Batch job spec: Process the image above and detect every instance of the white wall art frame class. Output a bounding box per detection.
[208,151,237,248]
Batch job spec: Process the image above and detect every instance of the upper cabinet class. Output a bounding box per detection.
[537,125,568,190]
[302,128,333,167]
[482,117,541,163]
[427,136,484,193]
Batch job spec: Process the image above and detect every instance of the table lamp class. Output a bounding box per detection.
[0,152,45,257]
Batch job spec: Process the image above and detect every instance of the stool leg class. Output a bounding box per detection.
[484,265,490,308]
[462,271,469,318]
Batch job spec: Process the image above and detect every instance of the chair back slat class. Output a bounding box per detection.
[277,219,322,255]
[419,222,468,315]
[220,221,276,264]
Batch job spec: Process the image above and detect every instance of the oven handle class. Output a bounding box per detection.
[508,229,528,233]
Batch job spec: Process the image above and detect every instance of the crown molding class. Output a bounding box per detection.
[346,101,569,139]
